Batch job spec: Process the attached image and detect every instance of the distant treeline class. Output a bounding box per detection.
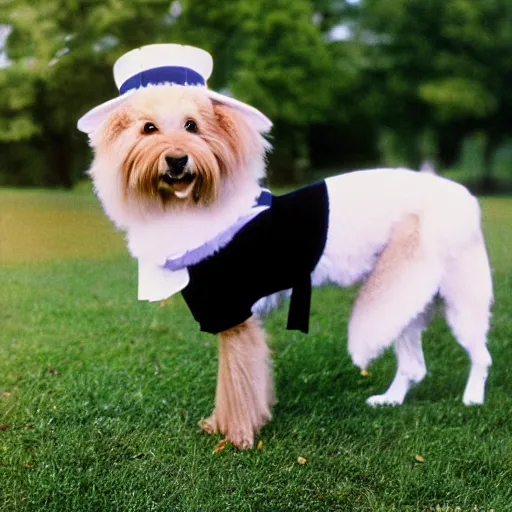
[1,0,511,190]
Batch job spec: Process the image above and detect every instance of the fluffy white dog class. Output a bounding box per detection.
[78,44,493,449]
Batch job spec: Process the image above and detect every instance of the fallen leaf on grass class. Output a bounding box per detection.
[297,456,307,465]
[360,369,370,377]
[1,392,12,398]
[0,425,9,431]
[415,454,425,463]
[23,463,33,469]
[257,440,264,451]
[48,368,58,375]
[213,439,231,454]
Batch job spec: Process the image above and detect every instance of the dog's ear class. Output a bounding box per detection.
[96,108,133,146]
[211,100,271,134]
[211,101,270,170]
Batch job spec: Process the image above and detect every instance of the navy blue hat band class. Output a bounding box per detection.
[119,66,205,95]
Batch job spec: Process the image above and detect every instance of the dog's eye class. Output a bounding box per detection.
[184,119,198,133]
[143,122,158,134]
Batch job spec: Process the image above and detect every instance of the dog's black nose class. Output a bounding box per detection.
[165,155,188,176]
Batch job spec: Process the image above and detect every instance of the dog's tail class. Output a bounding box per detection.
[348,213,442,370]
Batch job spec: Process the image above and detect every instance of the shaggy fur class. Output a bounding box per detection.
[199,317,274,449]
[86,84,493,449]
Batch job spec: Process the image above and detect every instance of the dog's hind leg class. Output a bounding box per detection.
[199,316,274,449]
[440,238,493,405]
[348,214,442,376]
[366,313,428,406]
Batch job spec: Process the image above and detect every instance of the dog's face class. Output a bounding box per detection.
[89,86,268,219]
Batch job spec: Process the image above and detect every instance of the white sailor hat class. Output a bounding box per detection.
[77,43,272,134]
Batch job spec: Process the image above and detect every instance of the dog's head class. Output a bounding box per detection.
[88,86,270,224]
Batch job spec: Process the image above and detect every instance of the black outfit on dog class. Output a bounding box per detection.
[181,181,330,335]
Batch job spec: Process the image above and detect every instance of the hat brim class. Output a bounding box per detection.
[206,90,272,133]
[77,90,136,134]
[77,87,272,134]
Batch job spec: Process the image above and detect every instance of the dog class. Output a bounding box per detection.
[78,44,493,449]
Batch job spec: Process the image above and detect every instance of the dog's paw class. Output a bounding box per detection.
[462,385,485,406]
[462,395,484,406]
[198,414,218,435]
[199,414,255,449]
[366,394,403,407]
[226,429,254,450]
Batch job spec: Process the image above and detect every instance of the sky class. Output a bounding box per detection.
[0,25,12,68]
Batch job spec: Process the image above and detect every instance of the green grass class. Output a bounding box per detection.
[1,185,511,511]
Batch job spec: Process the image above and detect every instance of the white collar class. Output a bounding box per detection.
[137,188,272,302]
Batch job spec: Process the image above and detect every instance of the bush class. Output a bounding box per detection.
[491,139,512,187]
[456,132,486,185]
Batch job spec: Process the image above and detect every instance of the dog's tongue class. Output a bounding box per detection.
[161,172,196,198]
[168,174,196,198]
[172,180,194,198]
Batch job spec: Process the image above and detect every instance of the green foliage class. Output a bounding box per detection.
[419,78,496,120]
[0,0,342,186]
[0,0,512,187]
[454,133,512,192]
[1,188,512,510]
[359,0,512,179]
[168,0,339,183]
[232,0,335,125]
[491,139,512,185]
[456,132,487,184]
[418,128,439,165]
[0,65,39,141]
[378,129,410,168]
[0,0,177,187]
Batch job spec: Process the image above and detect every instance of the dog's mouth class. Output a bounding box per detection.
[159,170,197,199]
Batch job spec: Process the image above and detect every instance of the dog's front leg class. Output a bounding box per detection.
[199,316,274,449]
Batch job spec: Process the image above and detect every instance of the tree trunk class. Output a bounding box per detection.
[45,132,74,189]
[481,133,497,193]
[34,80,75,189]
[267,122,310,186]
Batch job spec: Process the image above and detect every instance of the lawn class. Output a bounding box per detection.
[1,185,511,511]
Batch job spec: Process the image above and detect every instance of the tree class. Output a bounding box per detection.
[357,0,512,186]
[175,0,339,184]
[1,0,511,188]
[0,0,343,186]
[0,0,175,187]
